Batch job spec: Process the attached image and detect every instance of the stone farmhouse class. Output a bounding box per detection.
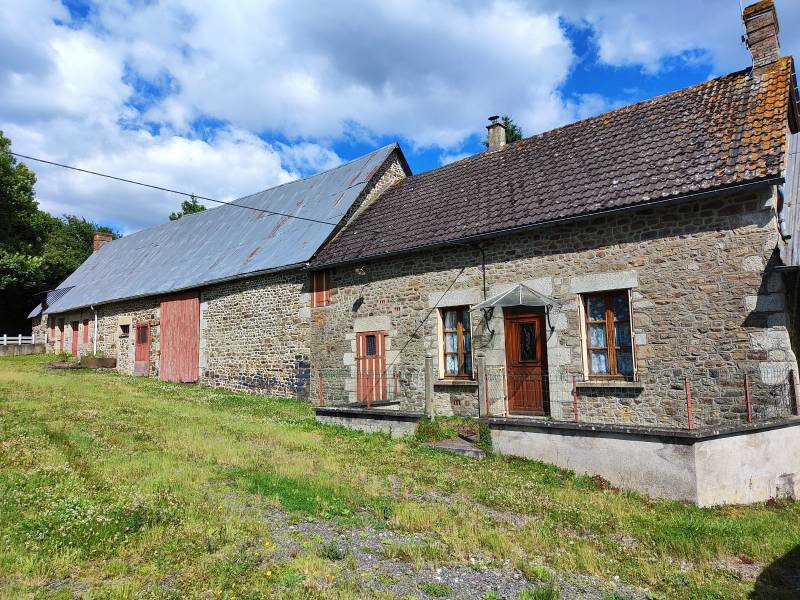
[30,144,410,395]
[32,1,800,505]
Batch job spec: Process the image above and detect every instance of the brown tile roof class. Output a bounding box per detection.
[312,57,797,268]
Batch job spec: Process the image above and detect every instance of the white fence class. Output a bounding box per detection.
[0,333,45,346]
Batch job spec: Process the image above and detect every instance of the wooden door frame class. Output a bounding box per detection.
[503,307,550,416]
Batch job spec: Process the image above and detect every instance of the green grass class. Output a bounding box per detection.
[0,354,798,598]
[519,585,560,600]
[418,581,451,597]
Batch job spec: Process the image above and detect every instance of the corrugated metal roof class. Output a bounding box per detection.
[33,144,398,316]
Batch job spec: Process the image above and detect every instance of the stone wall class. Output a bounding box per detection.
[309,186,799,426]
[489,417,800,506]
[39,298,161,374]
[200,270,310,398]
[0,343,46,356]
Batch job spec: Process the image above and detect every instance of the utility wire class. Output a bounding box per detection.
[7,151,341,227]
[5,149,437,252]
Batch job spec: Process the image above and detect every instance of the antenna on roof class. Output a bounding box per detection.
[738,0,747,47]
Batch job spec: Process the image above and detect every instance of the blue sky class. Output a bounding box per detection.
[1,0,798,234]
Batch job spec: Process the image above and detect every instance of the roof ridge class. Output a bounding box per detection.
[92,143,399,249]
[312,56,793,267]
[396,60,790,183]
[231,142,399,204]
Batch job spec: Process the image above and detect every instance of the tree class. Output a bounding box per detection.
[0,131,47,255]
[501,115,523,143]
[0,130,119,334]
[39,215,118,286]
[169,196,206,220]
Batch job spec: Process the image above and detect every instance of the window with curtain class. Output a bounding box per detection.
[441,307,473,378]
[583,290,634,378]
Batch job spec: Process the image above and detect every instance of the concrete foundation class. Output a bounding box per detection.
[487,417,800,506]
[315,406,421,438]
[0,343,46,356]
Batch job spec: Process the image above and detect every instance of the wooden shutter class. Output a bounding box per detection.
[83,319,89,344]
[311,270,331,307]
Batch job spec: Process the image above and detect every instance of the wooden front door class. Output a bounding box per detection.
[355,331,387,405]
[70,321,79,356]
[134,323,151,376]
[160,291,200,383]
[503,309,549,416]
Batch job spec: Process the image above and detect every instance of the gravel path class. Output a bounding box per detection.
[256,505,652,599]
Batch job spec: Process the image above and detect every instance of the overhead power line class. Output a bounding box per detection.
[7,151,341,227]
[4,149,460,263]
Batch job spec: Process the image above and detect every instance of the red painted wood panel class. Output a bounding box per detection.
[311,270,331,307]
[83,319,89,344]
[134,323,151,376]
[70,321,79,357]
[159,290,200,383]
[355,331,387,405]
[58,318,64,353]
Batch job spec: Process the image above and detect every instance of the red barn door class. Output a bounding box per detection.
[160,291,200,383]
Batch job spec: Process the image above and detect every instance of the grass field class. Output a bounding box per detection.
[0,354,798,599]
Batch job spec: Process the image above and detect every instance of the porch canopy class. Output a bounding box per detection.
[471,283,560,312]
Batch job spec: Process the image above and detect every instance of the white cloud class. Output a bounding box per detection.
[1,0,797,234]
[440,151,471,166]
[541,0,800,75]
[100,0,576,148]
[5,120,296,235]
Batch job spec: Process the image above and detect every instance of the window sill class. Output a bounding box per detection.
[576,380,643,390]
[435,379,478,388]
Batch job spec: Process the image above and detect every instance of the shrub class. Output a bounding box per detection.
[318,540,345,561]
[519,585,560,600]
[419,581,451,597]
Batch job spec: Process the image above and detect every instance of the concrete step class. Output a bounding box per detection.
[422,437,485,459]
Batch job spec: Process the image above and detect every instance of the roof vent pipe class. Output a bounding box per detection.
[486,115,506,152]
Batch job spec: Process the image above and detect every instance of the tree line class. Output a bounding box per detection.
[0,132,123,333]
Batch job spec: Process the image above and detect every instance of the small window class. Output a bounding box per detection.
[441,306,473,378]
[310,270,332,307]
[120,324,130,337]
[365,334,377,356]
[583,290,633,378]
[519,322,537,361]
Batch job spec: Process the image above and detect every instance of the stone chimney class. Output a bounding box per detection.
[93,232,113,252]
[486,115,506,152]
[743,0,780,69]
